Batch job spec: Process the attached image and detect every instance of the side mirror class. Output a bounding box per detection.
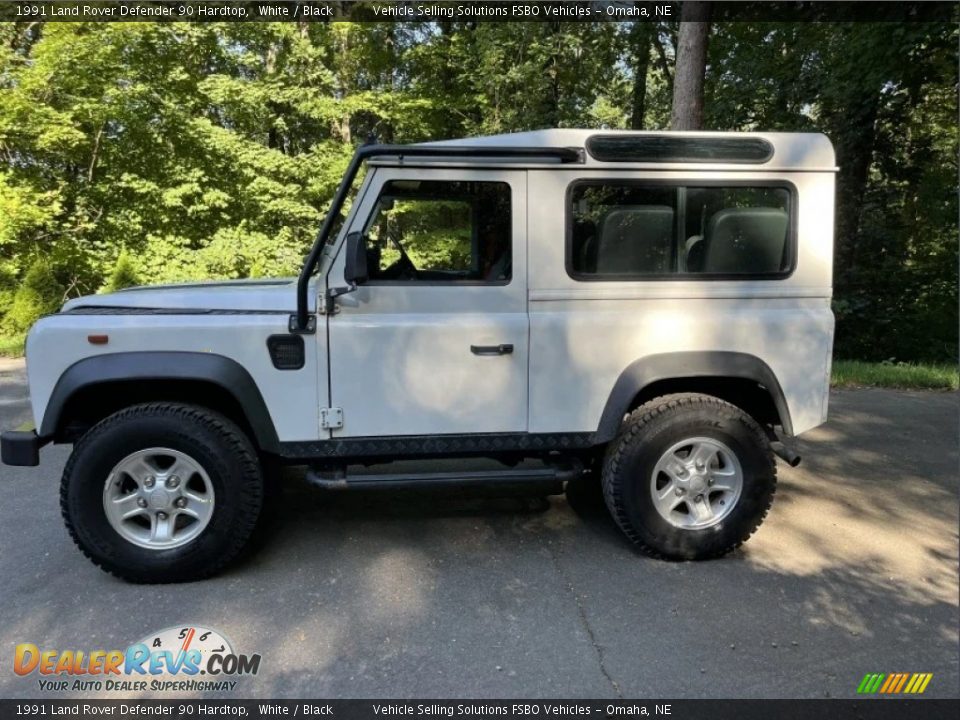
[344,231,368,285]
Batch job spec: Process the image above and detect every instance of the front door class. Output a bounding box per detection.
[326,167,528,438]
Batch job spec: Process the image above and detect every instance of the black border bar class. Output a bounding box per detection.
[0,699,958,720]
[0,2,955,24]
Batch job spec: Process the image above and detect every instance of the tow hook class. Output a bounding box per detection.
[770,440,801,467]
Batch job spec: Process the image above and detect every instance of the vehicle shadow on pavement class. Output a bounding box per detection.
[218,389,958,698]
[1,389,957,699]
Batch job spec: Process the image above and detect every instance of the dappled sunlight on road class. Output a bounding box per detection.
[744,390,959,613]
[1,389,957,699]
[364,547,436,622]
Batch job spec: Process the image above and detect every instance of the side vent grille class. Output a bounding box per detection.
[267,335,305,370]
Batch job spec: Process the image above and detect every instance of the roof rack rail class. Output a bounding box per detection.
[293,143,582,332]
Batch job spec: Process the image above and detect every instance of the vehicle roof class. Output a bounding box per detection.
[389,129,837,172]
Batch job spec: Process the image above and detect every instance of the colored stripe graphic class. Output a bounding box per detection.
[906,673,933,694]
[857,673,885,693]
[857,672,932,694]
[879,674,897,693]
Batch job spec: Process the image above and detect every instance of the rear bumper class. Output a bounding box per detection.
[1,429,51,467]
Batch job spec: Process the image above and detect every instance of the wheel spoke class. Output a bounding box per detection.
[690,496,715,523]
[653,482,683,514]
[709,478,736,492]
[690,442,716,469]
[150,514,174,543]
[112,493,145,519]
[184,490,212,505]
[165,457,196,483]
[110,491,138,506]
[666,454,688,476]
[176,506,201,520]
[123,457,159,485]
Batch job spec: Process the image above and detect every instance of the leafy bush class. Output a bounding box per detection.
[0,267,16,322]
[103,251,141,293]
[5,261,66,331]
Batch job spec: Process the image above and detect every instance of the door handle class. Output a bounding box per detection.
[471,344,514,356]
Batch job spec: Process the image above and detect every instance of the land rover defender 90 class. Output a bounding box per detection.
[1,130,836,582]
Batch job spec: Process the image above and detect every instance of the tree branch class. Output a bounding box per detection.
[652,26,673,88]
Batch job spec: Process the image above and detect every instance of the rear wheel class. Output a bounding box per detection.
[601,393,776,560]
[61,403,264,583]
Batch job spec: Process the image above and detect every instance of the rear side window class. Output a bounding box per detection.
[568,182,793,279]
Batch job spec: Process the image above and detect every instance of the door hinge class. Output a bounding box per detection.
[320,407,344,430]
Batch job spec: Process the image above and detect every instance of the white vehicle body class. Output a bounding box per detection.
[17,129,834,457]
[2,129,837,579]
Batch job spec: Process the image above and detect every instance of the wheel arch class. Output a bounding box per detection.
[595,351,793,443]
[40,352,280,452]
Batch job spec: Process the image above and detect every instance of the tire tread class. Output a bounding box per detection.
[601,393,776,560]
[60,402,263,583]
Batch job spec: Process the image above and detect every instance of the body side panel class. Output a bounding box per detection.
[324,167,530,438]
[526,169,835,437]
[26,314,322,443]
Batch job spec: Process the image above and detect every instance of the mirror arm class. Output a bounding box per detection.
[322,283,357,315]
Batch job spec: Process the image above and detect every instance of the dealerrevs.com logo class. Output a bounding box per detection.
[14,626,261,693]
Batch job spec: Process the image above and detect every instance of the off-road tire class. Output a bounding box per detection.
[601,393,776,560]
[61,403,264,583]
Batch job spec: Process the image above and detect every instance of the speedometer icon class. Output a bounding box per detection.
[135,625,233,673]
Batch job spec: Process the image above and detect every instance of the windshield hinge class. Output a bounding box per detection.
[288,314,317,334]
[320,407,344,430]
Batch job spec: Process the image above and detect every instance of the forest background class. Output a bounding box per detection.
[0,15,956,365]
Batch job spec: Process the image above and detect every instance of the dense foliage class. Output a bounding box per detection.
[0,20,956,361]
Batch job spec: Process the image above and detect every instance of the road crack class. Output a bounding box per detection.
[547,543,623,698]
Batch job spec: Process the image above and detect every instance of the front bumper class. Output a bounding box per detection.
[1,429,51,467]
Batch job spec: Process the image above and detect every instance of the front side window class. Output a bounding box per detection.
[363,180,511,283]
[569,183,792,279]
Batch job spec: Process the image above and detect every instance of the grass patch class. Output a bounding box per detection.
[832,360,959,391]
[0,333,25,358]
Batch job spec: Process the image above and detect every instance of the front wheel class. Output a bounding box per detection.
[61,403,264,583]
[601,393,776,560]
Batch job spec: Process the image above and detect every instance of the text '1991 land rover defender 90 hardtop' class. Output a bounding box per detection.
[1,130,836,583]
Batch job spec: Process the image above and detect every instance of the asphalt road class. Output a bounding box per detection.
[0,358,957,700]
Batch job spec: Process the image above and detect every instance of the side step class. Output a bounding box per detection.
[305,463,582,492]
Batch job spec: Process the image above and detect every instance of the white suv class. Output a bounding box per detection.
[1,130,836,582]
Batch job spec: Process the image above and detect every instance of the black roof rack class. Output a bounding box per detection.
[293,143,582,332]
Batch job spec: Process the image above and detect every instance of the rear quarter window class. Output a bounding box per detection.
[567,181,795,280]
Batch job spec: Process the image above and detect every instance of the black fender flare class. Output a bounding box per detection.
[39,352,280,452]
[594,351,793,443]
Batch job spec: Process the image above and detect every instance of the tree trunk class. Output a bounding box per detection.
[670,2,711,130]
[629,21,652,129]
[833,89,881,274]
[265,42,281,150]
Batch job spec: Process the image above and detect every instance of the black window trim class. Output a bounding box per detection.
[361,178,514,288]
[564,178,799,283]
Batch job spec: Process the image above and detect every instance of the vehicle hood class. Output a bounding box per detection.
[61,278,308,313]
